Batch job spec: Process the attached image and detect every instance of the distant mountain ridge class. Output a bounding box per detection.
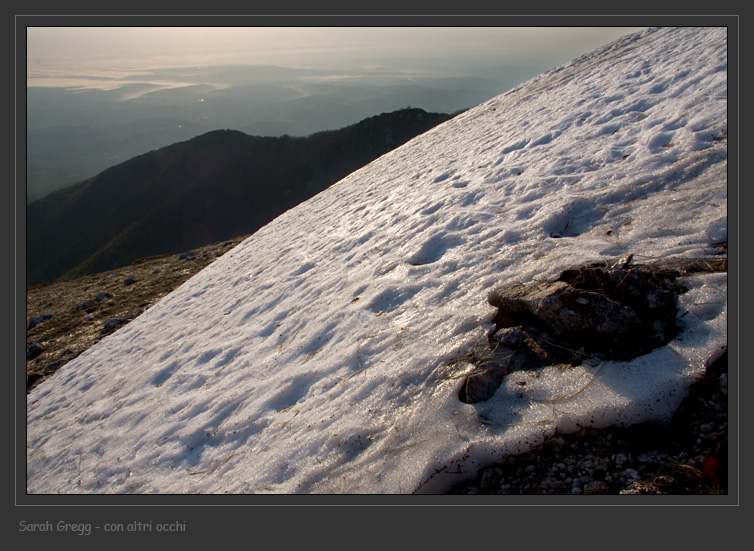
[27,108,455,285]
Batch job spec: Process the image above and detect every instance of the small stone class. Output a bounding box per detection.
[571,486,583,495]
[124,277,136,286]
[101,319,125,334]
[27,314,53,329]
[493,327,528,347]
[545,436,566,452]
[479,469,500,490]
[44,360,64,374]
[459,359,514,403]
[542,478,563,492]
[26,373,43,389]
[584,481,609,494]
[27,342,45,360]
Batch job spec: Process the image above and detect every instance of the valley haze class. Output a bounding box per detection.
[25,26,643,202]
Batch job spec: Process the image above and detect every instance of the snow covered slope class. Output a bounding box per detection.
[26,27,728,494]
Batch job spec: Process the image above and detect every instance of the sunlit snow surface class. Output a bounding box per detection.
[27,27,728,494]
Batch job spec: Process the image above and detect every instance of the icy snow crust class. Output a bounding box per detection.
[27,27,728,494]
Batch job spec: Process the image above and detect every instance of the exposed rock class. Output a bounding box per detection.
[27,313,52,329]
[459,345,542,404]
[101,318,125,335]
[448,320,727,496]
[460,361,509,404]
[43,360,65,374]
[27,342,45,360]
[490,262,682,360]
[459,255,725,404]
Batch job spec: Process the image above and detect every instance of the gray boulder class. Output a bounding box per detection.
[460,256,700,403]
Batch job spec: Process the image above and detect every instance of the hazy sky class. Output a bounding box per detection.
[27,26,645,89]
[24,25,649,201]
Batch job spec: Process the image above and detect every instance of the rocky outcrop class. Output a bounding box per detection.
[459,255,727,404]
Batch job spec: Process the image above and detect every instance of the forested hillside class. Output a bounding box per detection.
[27,108,454,285]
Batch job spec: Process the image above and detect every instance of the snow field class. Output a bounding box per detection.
[27,27,728,494]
